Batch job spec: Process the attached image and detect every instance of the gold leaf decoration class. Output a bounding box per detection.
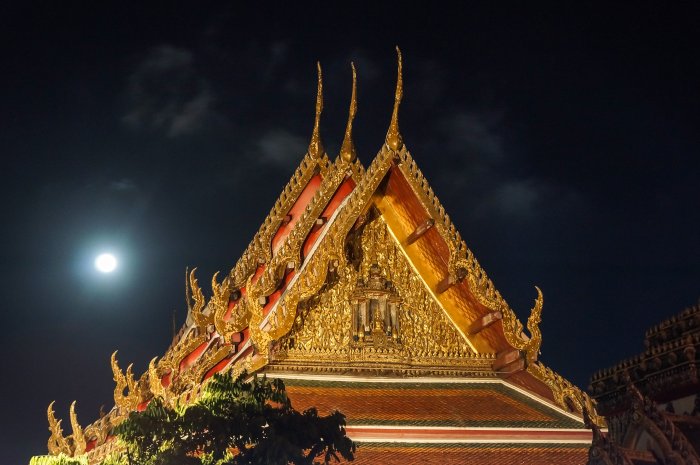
[187,267,210,330]
[147,357,168,402]
[47,401,71,456]
[275,216,480,370]
[307,62,324,159]
[525,286,544,362]
[339,62,358,163]
[110,351,139,413]
[212,271,249,341]
[385,46,403,151]
[69,401,86,456]
[527,361,606,426]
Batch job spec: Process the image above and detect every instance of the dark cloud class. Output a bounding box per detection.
[109,178,139,193]
[123,45,217,137]
[256,129,308,169]
[426,110,585,222]
[439,111,506,165]
[262,41,291,86]
[474,178,584,221]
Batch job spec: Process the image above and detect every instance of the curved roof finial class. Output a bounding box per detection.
[340,62,358,163]
[308,62,324,159]
[386,46,403,151]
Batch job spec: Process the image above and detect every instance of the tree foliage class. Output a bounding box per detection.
[112,371,355,465]
[29,455,87,465]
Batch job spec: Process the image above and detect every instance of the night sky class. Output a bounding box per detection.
[2,3,699,463]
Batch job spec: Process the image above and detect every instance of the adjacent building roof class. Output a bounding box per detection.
[588,303,700,465]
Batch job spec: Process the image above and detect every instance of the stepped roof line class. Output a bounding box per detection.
[44,51,602,463]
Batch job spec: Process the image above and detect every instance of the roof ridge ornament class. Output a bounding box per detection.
[385,46,403,151]
[339,62,358,163]
[47,401,71,455]
[308,62,324,159]
[69,400,86,455]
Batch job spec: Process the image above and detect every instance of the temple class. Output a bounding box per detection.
[36,50,602,465]
[587,303,700,464]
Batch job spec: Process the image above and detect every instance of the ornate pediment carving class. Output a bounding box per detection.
[271,215,482,374]
[350,264,402,349]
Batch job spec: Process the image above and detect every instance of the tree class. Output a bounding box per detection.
[112,371,356,465]
[29,455,87,465]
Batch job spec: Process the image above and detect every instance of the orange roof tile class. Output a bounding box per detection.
[350,443,589,465]
[281,378,583,429]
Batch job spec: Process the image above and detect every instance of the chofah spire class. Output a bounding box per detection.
[308,62,324,159]
[385,46,403,151]
[339,62,358,163]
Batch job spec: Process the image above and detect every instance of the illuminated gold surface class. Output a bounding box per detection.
[47,402,70,456]
[110,351,139,414]
[308,62,324,159]
[147,357,168,402]
[69,401,85,456]
[385,47,403,151]
[186,268,211,330]
[211,271,248,341]
[339,63,357,163]
[274,216,483,372]
[45,54,605,461]
[246,153,363,364]
[226,67,333,291]
[387,146,600,423]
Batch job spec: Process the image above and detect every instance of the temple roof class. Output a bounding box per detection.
[590,302,700,413]
[349,443,590,465]
[278,375,585,429]
[586,303,700,465]
[44,51,600,463]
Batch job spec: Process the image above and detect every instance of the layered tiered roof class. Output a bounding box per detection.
[42,49,600,465]
[590,303,700,414]
[587,303,700,465]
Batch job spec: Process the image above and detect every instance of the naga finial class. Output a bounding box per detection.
[340,62,358,163]
[148,357,167,400]
[69,401,86,455]
[308,62,324,159]
[47,401,71,455]
[185,266,191,313]
[385,46,403,151]
[188,267,208,329]
[111,350,138,412]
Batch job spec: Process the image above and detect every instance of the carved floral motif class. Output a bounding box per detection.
[275,216,476,366]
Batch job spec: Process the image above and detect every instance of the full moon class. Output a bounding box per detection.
[95,253,118,273]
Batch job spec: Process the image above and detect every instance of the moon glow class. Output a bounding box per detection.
[95,253,117,273]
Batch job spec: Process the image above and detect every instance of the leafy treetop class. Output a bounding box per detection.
[111,370,356,465]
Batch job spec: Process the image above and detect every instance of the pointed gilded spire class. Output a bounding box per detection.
[185,266,191,313]
[386,46,403,151]
[70,400,86,455]
[47,400,71,455]
[340,62,358,163]
[308,62,324,159]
